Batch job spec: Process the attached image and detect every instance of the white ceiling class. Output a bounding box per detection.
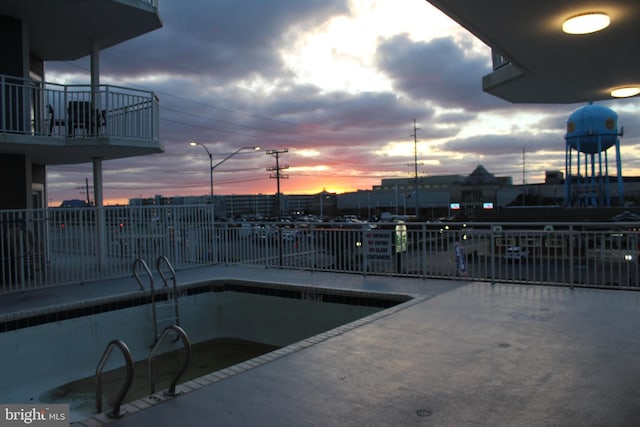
[426,0,640,103]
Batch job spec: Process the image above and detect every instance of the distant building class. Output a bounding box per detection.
[545,170,563,185]
[60,199,88,208]
[339,165,513,220]
[128,192,338,220]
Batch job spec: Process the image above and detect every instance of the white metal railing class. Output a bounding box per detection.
[1,205,638,292]
[0,74,159,141]
[143,0,159,7]
[491,49,511,70]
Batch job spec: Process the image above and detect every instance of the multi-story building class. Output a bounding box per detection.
[340,165,513,220]
[129,192,339,220]
[0,1,163,210]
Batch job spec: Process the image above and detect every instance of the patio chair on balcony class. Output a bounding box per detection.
[46,105,66,136]
[67,101,106,136]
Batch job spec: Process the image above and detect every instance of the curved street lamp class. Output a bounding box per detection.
[189,142,261,201]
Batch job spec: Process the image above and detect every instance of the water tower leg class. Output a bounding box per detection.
[616,139,624,206]
[564,144,573,206]
[603,148,610,206]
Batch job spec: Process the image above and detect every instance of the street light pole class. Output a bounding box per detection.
[189,142,261,205]
[212,146,261,171]
[189,141,213,203]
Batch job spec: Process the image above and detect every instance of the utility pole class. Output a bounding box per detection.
[522,146,526,185]
[76,177,93,206]
[522,146,526,207]
[85,177,91,206]
[411,119,421,218]
[266,148,289,218]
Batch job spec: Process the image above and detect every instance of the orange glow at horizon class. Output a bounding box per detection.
[47,175,376,207]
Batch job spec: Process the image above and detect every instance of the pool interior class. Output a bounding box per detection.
[0,280,406,333]
[42,337,279,420]
[0,280,411,422]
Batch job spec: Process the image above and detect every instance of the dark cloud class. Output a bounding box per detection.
[264,89,435,137]
[94,0,349,83]
[442,132,563,156]
[615,109,640,142]
[434,110,476,125]
[376,34,508,111]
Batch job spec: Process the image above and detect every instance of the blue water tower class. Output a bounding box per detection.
[564,103,624,207]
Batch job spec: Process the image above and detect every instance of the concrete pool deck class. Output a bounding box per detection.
[2,265,640,426]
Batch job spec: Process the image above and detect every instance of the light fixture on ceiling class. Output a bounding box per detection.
[562,12,610,34]
[611,86,640,98]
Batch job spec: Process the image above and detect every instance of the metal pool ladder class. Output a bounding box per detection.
[155,255,181,335]
[95,339,134,418]
[132,257,151,291]
[132,257,181,342]
[148,324,192,396]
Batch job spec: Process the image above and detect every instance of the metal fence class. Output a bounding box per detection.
[1,205,638,293]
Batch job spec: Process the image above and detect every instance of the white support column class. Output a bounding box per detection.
[24,154,33,209]
[21,21,31,134]
[90,40,106,268]
[90,39,100,86]
[90,39,101,112]
[93,158,106,269]
[93,158,103,208]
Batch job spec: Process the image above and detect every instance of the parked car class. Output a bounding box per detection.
[586,233,638,263]
[504,246,528,261]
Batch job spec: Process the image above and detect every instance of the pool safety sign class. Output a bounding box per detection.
[364,230,392,261]
[0,404,68,426]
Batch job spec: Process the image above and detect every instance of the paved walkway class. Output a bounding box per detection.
[3,265,640,426]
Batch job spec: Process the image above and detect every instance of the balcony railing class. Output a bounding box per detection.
[0,74,159,141]
[1,205,638,293]
[491,49,511,70]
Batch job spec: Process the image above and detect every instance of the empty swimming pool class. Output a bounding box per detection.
[42,337,279,420]
[0,280,409,422]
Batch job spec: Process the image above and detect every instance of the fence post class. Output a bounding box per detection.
[0,75,5,131]
[421,223,427,279]
[569,225,574,288]
[362,227,368,276]
[491,225,502,286]
[104,85,110,136]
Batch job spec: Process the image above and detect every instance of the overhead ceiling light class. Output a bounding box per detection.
[562,12,610,34]
[611,86,640,98]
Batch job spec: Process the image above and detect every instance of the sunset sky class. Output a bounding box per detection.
[45,0,640,206]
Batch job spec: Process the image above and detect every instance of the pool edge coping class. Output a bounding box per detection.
[69,291,428,426]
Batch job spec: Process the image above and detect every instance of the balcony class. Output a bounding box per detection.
[0,74,162,164]
[0,1,162,62]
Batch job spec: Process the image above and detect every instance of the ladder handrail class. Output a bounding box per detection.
[148,325,192,396]
[132,258,159,339]
[132,258,153,291]
[95,339,134,418]
[156,255,176,288]
[156,255,180,327]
